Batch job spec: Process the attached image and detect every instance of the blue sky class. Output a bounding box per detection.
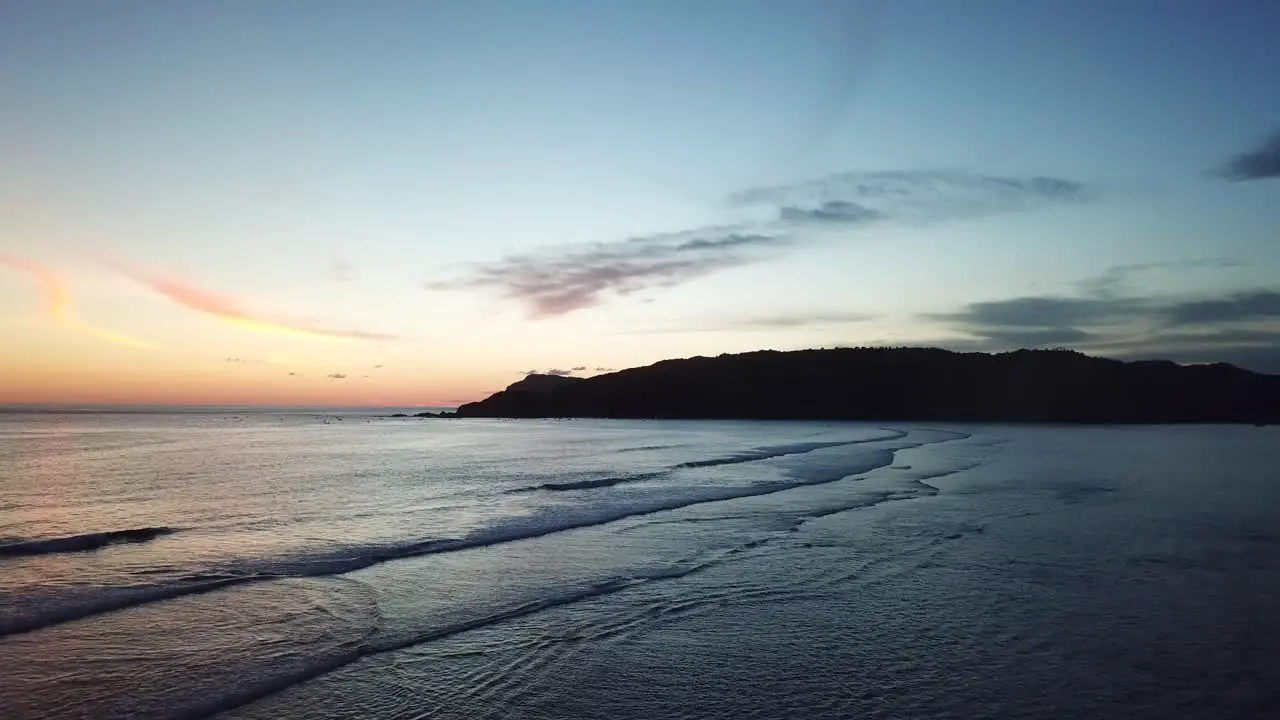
[2,0,1279,404]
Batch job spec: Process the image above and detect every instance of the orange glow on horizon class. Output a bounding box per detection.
[0,258,546,408]
[0,370,482,407]
[0,348,491,407]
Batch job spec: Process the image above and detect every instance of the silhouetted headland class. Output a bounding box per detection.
[456,348,1280,424]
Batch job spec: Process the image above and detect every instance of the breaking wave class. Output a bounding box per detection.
[1,429,970,641]
[0,527,178,557]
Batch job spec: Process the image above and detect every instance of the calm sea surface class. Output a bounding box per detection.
[1,413,1277,719]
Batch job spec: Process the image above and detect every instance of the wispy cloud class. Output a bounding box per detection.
[931,259,1248,343]
[1213,130,1280,182]
[432,169,1087,317]
[115,265,395,341]
[779,201,884,224]
[331,258,355,283]
[519,365,616,377]
[327,373,347,379]
[1070,323,1280,375]
[623,310,878,335]
[730,170,1086,224]
[1076,258,1244,298]
[928,296,1152,333]
[431,229,789,317]
[923,261,1280,373]
[224,355,297,367]
[726,310,878,330]
[926,295,1280,373]
[523,368,576,377]
[0,255,150,349]
[1164,290,1280,327]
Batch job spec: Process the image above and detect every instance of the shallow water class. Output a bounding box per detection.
[1,414,1277,719]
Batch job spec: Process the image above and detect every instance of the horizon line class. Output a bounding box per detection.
[0,403,463,412]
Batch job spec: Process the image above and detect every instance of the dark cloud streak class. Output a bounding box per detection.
[1214,130,1280,182]
[523,368,575,377]
[1164,291,1280,327]
[431,230,790,317]
[928,296,1151,331]
[926,275,1280,374]
[778,200,883,224]
[732,170,1086,224]
[431,169,1088,317]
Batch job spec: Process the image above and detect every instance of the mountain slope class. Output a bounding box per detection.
[456,348,1280,424]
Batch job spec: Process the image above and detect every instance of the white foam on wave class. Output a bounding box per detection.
[2,428,963,639]
[174,435,990,719]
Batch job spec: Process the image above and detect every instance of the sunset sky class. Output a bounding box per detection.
[3,0,1279,406]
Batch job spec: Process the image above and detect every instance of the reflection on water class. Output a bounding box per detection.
[2,415,1278,719]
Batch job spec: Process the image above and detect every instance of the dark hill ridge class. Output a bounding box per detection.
[456,348,1280,424]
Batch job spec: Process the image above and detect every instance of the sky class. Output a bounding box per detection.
[2,0,1279,406]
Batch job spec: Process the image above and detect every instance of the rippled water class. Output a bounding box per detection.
[1,414,1277,719]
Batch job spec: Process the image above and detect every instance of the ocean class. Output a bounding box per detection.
[1,413,1277,719]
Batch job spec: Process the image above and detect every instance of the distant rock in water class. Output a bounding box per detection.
[456,348,1280,424]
